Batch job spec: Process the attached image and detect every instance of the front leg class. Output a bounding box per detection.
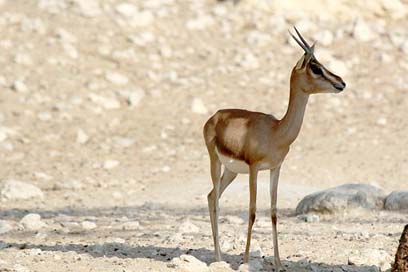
[270,167,284,271]
[244,165,258,263]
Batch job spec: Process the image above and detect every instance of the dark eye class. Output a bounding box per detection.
[310,63,323,75]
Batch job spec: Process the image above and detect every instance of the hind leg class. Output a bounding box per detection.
[208,166,238,261]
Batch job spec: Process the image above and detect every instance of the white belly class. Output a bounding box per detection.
[217,150,249,173]
[215,148,270,174]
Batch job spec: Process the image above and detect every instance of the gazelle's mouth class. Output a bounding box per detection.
[333,82,346,91]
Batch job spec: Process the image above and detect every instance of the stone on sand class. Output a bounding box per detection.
[171,254,209,272]
[20,213,47,231]
[296,183,385,215]
[384,191,408,210]
[0,179,44,200]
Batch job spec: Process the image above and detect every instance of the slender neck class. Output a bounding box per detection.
[277,75,310,146]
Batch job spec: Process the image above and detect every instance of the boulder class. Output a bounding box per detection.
[348,248,392,271]
[0,179,44,200]
[20,213,47,231]
[171,254,209,272]
[296,184,385,215]
[385,191,408,210]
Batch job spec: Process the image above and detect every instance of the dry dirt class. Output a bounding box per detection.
[0,0,407,271]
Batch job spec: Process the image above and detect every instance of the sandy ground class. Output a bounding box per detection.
[0,0,407,271]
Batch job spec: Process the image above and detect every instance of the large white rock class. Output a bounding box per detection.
[348,248,392,271]
[171,254,209,272]
[20,213,47,231]
[384,191,408,210]
[296,184,386,215]
[0,180,44,200]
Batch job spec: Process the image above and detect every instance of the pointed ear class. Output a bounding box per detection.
[295,55,306,70]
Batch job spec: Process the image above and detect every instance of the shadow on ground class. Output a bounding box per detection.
[0,204,396,271]
[1,242,380,271]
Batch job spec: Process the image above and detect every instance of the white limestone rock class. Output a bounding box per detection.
[348,248,392,271]
[20,213,47,231]
[0,180,44,200]
[171,254,209,272]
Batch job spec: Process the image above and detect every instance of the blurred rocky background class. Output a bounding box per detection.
[0,0,407,271]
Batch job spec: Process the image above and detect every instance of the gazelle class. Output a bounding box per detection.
[203,27,346,271]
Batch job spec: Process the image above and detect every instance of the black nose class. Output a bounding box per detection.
[334,81,346,91]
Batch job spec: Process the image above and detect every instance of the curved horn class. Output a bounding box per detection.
[288,30,309,53]
[294,26,311,49]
